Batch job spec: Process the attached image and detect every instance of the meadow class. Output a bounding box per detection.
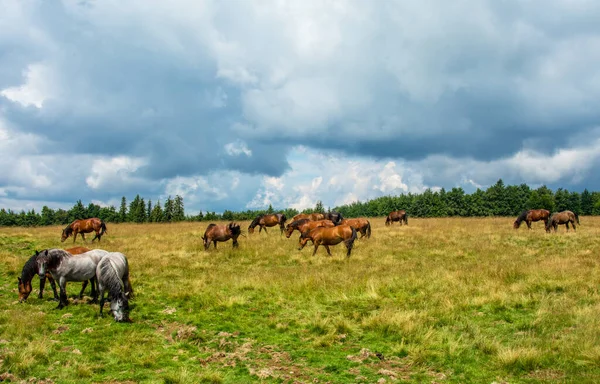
[1,217,600,383]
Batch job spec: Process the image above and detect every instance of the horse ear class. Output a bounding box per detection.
[18,277,22,283]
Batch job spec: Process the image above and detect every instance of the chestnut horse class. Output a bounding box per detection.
[18,246,91,302]
[546,211,580,233]
[298,225,358,257]
[385,210,408,226]
[339,218,371,239]
[291,213,326,222]
[61,218,107,243]
[248,213,287,234]
[202,222,242,250]
[284,218,335,239]
[513,209,550,229]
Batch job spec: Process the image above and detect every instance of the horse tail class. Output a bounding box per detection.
[404,213,408,225]
[125,277,134,300]
[366,221,371,238]
[574,212,580,224]
[346,226,358,257]
[100,220,107,236]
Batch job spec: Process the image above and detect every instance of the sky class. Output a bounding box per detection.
[1,0,600,214]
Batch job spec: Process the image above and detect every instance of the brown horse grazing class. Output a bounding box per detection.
[291,213,326,222]
[248,213,287,234]
[18,246,91,302]
[298,225,358,257]
[284,219,335,239]
[202,222,242,250]
[513,209,550,229]
[339,218,371,239]
[546,211,580,233]
[61,218,107,243]
[385,210,408,226]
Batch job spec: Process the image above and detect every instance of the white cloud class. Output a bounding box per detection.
[1,63,54,108]
[224,140,252,157]
[86,156,147,189]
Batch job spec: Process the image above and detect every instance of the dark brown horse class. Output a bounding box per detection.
[339,218,371,239]
[298,225,358,257]
[248,213,287,234]
[18,246,91,302]
[284,218,335,238]
[546,211,580,233]
[61,218,107,243]
[513,209,550,229]
[202,222,242,250]
[325,211,344,225]
[385,210,408,226]
[291,213,326,222]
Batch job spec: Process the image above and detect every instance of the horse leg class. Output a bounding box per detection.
[46,275,59,301]
[38,275,46,299]
[91,230,99,242]
[79,280,88,299]
[98,286,106,317]
[56,278,68,310]
[324,245,332,256]
[90,277,98,303]
[344,240,353,257]
[565,222,570,231]
[263,226,268,234]
[312,242,321,256]
[80,233,87,243]
[213,241,217,249]
[526,220,532,229]
[73,232,78,243]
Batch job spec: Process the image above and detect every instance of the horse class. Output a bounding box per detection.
[385,210,408,226]
[18,246,91,303]
[513,209,550,229]
[202,222,242,250]
[284,218,335,239]
[291,213,326,222]
[546,211,580,233]
[36,249,108,309]
[339,218,371,239]
[96,252,133,322]
[248,213,287,234]
[325,211,344,225]
[61,218,107,243]
[298,225,358,257]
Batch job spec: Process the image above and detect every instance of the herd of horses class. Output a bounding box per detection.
[17,208,581,322]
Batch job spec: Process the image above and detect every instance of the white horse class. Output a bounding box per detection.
[37,249,108,309]
[96,252,133,322]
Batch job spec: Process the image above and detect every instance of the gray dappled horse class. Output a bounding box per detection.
[96,252,133,322]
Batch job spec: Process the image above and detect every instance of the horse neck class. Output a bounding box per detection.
[21,254,40,283]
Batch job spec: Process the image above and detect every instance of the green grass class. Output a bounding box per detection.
[1,217,600,383]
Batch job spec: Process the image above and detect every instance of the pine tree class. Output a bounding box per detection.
[315,200,325,213]
[147,200,152,222]
[581,189,593,215]
[119,197,127,223]
[173,195,185,222]
[150,200,163,223]
[163,196,173,222]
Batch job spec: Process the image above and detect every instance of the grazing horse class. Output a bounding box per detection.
[385,210,408,226]
[298,225,358,258]
[202,222,242,250]
[339,218,371,239]
[546,211,580,233]
[284,219,335,239]
[18,246,91,302]
[248,213,287,234]
[291,213,326,222]
[37,249,108,309]
[61,218,107,243]
[325,211,344,225]
[97,252,133,322]
[513,209,550,229]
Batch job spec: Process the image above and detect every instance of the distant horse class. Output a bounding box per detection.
[61,218,107,243]
[37,249,107,309]
[248,213,287,234]
[291,213,326,222]
[202,222,242,250]
[298,225,358,257]
[97,252,133,322]
[513,209,550,229]
[546,211,580,233]
[325,211,344,225]
[18,246,91,302]
[339,218,371,239]
[385,210,408,226]
[284,219,335,239]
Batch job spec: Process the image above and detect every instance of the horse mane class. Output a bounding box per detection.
[98,257,126,300]
[515,210,529,226]
[206,223,216,229]
[249,215,262,228]
[20,252,41,283]
[279,213,286,222]
[228,222,241,236]
[63,224,73,235]
[40,249,70,270]
[289,218,310,228]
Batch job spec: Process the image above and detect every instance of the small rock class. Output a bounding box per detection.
[72,349,82,355]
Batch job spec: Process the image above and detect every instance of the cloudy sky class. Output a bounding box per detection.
[1,0,600,214]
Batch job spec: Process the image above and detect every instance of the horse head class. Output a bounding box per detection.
[17,276,33,303]
[284,224,295,238]
[110,291,131,322]
[36,250,50,279]
[61,227,72,242]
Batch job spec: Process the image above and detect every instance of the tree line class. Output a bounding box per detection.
[1,180,600,227]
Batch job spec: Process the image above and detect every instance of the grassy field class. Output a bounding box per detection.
[1,217,600,383]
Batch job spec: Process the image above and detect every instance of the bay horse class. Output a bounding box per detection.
[37,249,108,309]
[248,213,287,234]
[298,225,358,258]
[97,252,133,322]
[325,211,344,225]
[202,222,242,250]
[546,211,580,233]
[284,218,335,239]
[18,246,91,302]
[339,218,371,239]
[291,213,326,222]
[385,210,408,226]
[61,218,107,243]
[513,209,550,229]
